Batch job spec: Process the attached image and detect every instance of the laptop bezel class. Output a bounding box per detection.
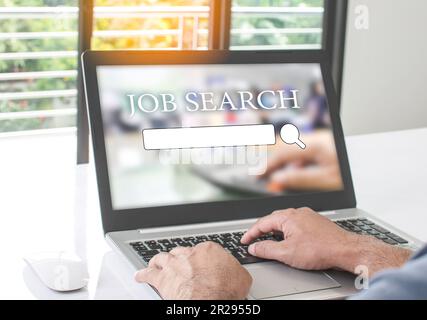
[82,50,356,234]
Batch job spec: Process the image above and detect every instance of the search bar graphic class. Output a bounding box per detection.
[142,124,276,150]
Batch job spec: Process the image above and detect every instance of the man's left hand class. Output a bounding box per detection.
[135,242,252,300]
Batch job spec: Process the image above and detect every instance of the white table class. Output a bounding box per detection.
[0,128,426,299]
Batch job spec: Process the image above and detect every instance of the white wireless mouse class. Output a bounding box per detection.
[24,251,89,292]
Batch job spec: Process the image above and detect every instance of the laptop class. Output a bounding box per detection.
[82,50,421,300]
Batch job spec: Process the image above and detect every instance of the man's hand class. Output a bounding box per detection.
[263,131,343,192]
[241,207,412,276]
[135,242,252,300]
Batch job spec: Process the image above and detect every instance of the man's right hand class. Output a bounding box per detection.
[241,208,412,276]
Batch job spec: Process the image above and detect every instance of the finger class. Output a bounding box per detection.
[169,246,193,256]
[269,166,341,191]
[241,210,293,244]
[148,252,174,269]
[134,267,161,287]
[248,240,287,261]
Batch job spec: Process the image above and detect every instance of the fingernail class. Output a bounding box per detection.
[248,243,256,255]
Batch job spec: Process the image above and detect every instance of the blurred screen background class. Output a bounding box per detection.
[97,63,340,210]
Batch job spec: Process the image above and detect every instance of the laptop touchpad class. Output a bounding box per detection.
[246,262,340,299]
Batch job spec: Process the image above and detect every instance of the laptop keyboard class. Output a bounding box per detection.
[130,218,408,265]
[130,231,283,265]
[334,218,408,245]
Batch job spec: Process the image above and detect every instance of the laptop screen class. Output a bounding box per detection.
[96,63,344,211]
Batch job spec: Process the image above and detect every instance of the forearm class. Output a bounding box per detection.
[333,233,412,277]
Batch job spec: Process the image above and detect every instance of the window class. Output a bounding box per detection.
[0,0,210,135]
[0,0,346,148]
[92,1,210,50]
[230,0,324,50]
[0,1,79,134]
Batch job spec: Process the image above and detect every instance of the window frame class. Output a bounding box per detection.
[77,0,93,164]
[76,0,348,164]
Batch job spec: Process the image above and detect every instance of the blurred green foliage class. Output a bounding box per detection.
[0,0,78,132]
[232,0,324,47]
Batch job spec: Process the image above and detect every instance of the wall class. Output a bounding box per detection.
[341,0,427,135]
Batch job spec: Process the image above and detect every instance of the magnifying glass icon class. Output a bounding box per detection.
[280,124,306,150]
